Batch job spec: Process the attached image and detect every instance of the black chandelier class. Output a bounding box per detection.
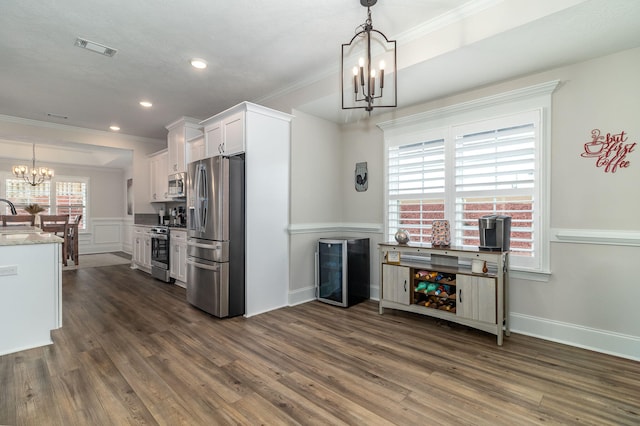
[341,0,397,113]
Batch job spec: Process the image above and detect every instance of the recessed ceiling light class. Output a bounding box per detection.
[110,125,120,131]
[74,37,117,57]
[139,101,153,108]
[190,58,207,69]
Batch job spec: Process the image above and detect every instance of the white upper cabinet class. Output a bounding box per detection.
[149,150,170,202]
[166,117,202,174]
[201,106,246,156]
[186,133,206,164]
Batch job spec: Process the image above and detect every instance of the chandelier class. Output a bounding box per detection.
[12,144,54,186]
[341,0,397,113]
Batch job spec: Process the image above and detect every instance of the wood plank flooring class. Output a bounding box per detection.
[1,263,639,425]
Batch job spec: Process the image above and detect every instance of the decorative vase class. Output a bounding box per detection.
[394,229,410,244]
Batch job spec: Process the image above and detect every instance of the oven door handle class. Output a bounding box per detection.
[151,234,168,241]
[187,257,220,271]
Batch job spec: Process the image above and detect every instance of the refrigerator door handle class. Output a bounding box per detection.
[187,257,220,271]
[194,164,202,232]
[187,240,222,250]
[194,164,209,233]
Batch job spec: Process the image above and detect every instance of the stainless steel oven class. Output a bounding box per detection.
[150,226,173,283]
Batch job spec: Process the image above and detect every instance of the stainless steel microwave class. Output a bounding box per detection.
[168,172,185,197]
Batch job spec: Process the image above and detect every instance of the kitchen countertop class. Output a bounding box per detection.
[0,226,63,246]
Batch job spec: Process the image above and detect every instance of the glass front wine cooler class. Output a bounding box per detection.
[316,238,369,307]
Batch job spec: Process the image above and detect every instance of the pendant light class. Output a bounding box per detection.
[12,143,54,186]
[341,0,397,113]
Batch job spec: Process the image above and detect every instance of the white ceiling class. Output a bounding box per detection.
[1,0,640,167]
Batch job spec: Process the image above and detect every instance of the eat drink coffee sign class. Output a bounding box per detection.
[580,128,637,173]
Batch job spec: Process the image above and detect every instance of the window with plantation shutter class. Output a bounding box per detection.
[452,112,538,267]
[3,179,51,214]
[56,180,87,230]
[385,109,545,271]
[387,136,446,244]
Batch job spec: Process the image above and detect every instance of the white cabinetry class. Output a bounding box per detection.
[202,109,245,156]
[166,117,202,174]
[200,102,293,317]
[132,226,151,272]
[170,229,187,285]
[186,134,206,164]
[381,264,411,305]
[379,243,509,345]
[149,150,170,202]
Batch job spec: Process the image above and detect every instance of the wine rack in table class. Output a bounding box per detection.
[379,242,510,345]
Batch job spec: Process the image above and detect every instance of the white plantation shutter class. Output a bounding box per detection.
[56,180,87,230]
[3,179,51,214]
[452,112,538,263]
[387,136,446,243]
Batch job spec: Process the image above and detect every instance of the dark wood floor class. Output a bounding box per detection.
[1,264,639,425]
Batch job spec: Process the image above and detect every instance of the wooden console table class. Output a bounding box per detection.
[379,242,510,345]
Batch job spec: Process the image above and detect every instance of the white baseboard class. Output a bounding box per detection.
[289,286,316,306]
[510,313,640,361]
[288,285,380,306]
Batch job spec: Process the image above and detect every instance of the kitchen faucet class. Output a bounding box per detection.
[0,199,17,215]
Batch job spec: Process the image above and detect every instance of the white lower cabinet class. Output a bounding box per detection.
[170,230,187,284]
[133,227,151,271]
[382,264,411,305]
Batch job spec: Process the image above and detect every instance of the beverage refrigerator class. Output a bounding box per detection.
[186,155,245,318]
[315,237,370,307]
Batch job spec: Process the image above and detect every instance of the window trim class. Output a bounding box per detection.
[378,80,560,275]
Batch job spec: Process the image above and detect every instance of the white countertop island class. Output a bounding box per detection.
[0,227,63,356]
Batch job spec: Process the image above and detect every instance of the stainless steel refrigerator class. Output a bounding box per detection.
[186,155,245,318]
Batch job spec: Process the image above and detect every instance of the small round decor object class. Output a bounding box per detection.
[394,229,410,244]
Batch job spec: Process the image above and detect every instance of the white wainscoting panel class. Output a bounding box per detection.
[78,217,127,254]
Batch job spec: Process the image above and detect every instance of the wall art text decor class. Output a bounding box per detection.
[581,129,637,173]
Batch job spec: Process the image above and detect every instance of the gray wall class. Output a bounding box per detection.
[288,47,640,360]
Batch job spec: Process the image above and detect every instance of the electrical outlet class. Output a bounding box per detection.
[0,265,18,276]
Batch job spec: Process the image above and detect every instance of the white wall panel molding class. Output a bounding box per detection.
[510,313,640,362]
[79,217,127,254]
[551,228,640,247]
[288,222,384,234]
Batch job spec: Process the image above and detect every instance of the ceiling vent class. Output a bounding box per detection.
[74,37,117,57]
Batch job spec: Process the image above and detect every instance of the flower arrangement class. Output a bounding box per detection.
[24,203,46,215]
